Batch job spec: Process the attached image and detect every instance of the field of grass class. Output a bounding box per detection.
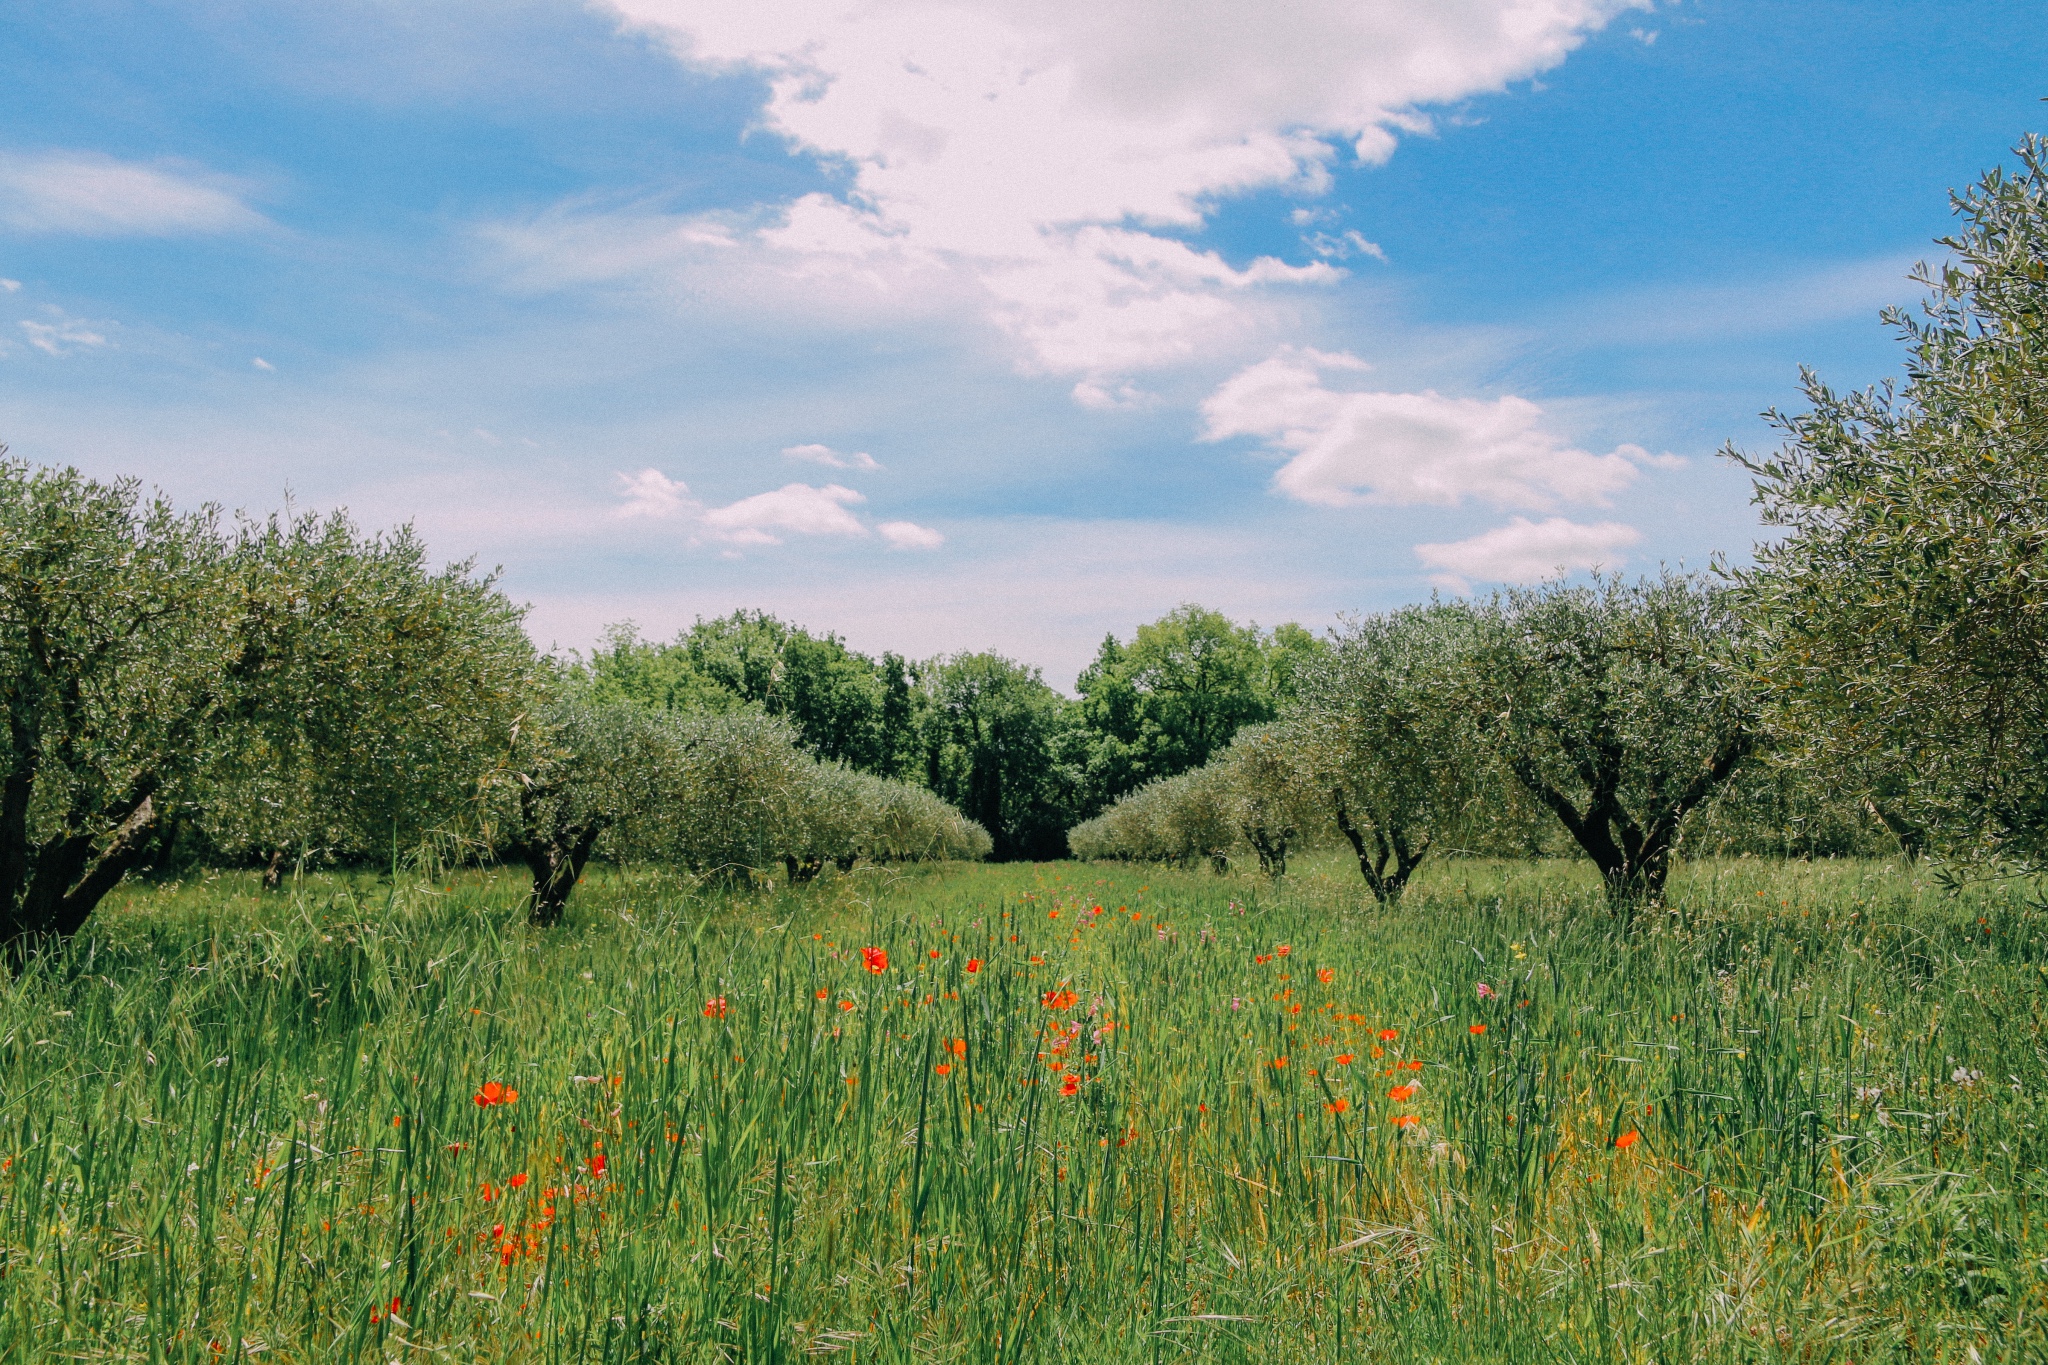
[0,852,2043,1362]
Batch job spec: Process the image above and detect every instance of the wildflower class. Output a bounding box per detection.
[1317,967,1334,985]
[861,946,889,974]
[935,1063,953,1076]
[590,1153,607,1177]
[1288,1003,1303,1016]
[1389,1084,1418,1102]
[1334,1053,1353,1065]
[509,1173,528,1189]
[1402,1059,1422,1071]
[1326,1098,1350,1115]
[1391,1115,1420,1128]
[1613,1131,1640,1150]
[1254,954,1272,965]
[702,996,729,1019]
[838,1000,855,1012]
[948,1037,967,1057]
[1370,1046,1384,1059]
[1029,955,1045,965]
[1276,944,1291,957]
[473,1081,519,1107]
[1042,988,1079,1010]
[929,948,941,958]
[1469,1024,1486,1035]
[965,958,983,973]
[815,989,828,1000]
[1270,1056,1288,1069]
[491,1222,505,1239]
[1476,982,1496,1000]
[1060,1075,1081,1096]
[1377,1028,1398,1042]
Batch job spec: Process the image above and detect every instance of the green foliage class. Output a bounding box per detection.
[0,459,533,950]
[1293,604,1488,902]
[1464,573,1758,913]
[1071,604,1324,815]
[1730,133,2048,870]
[581,613,911,776]
[913,651,1073,860]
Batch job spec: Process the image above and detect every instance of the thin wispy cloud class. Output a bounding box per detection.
[784,442,882,471]
[1416,516,1642,594]
[0,151,265,236]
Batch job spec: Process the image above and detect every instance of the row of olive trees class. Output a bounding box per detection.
[1072,576,1757,918]
[485,696,989,925]
[0,456,987,956]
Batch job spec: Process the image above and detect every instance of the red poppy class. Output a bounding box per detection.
[1276,944,1291,956]
[815,988,828,1000]
[1402,1059,1423,1071]
[965,958,983,973]
[1377,1028,1399,1042]
[1334,1053,1354,1065]
[838,999,855,1011]
[929,948,940,959]
[1613,1130,1640,1150]
[589,1153,607,1177]
[947,1038,967,1058]
[1060,1075,1080,1096]
[1326,1098,1350,1115]
[861,946,888,974]
[1317,967,1334,985]
[702,996,728,1019]
[1469,1023,1486,1035]
[1029,955,1045,965]
[1389,1084,1417,1102]
[473,1081,518,1107]
[1391,1115,1419,1129]
[935,1063,953,1076]
[509,1173,528,1189]
[1042,988,1079,1010]
[1270,1056,1288,1069]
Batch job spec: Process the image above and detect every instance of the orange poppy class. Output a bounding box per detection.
[966,959,982,973]
[1614,1130,1640,1150]
[838,1000,856,1012]
[929,948,940,958]
[1060,1075,1080,1096]
[935,1063,953,1076]
[814,988,828,1000]
[1042,988,1079,1010]
[1469,1023,1486,1035]
[473,1081,518,1108]
[1388,1084,1417,1102]
[1317,968,1334,985]
[1402,1059,1423,1071]
[1391,1115,1420,1129]
[1377,1028,1398,1042]
[861,946,889,974]
[509,1173,528,1189]
[1334,1053,1354,1065]
[1326,1098,1350,1114]
[702,996,728,1019]
[1276,944,1291,956]
[590,1154,607,1177]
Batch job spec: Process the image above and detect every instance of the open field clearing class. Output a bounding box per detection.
[0,856,2042,1362]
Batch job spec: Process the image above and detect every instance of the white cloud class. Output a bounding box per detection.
[878,520,945,550]
[552,1,1641,385]
[1201,347,1656,509]
[1414,515,1641,592]
[616,467,699,518]
[252,357,274,371]
[0,279,20,292]
[784,442,882,471]
[19,314,109,356]
[701,482,869,545]
[0,151,265,236]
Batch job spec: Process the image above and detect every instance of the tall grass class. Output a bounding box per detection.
[0,854,2042,1361]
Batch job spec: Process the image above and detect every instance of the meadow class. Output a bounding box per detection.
[0,854,2042,1363]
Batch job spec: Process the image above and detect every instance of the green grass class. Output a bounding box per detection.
[0,852,2043,1362]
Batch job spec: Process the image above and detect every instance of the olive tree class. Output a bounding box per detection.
[1729,133,2048,869]
[1213,723,1324,877]
[0,460,534,955]
[1294,605,1480,904]
[1465,573,1757,915]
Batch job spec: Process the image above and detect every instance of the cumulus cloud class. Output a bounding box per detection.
[784,442,882,471]
[878,520,946,550]
[614,472,903,549]
[1201,347,1656,509]
[0,151,265,236]
[538,1,1641,386]
[701,483,869,545]
[1414,516,1642,592]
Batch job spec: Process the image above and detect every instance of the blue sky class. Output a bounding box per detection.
[2,0,2042,684]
